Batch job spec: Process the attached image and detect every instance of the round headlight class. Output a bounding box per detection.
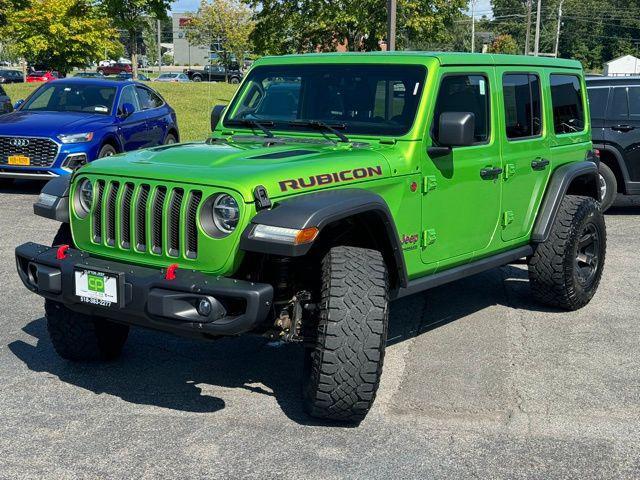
[75,178,93,216]
[212,194,239,234]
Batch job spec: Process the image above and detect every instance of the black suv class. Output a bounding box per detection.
[587,76,640,210]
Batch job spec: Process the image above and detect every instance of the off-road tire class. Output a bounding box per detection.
[303,246,389,424]
[528,195,606,310]
[598,162,617,212]
[45,300,129,361]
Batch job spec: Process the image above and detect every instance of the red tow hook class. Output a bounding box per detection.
[56,244,70,260]
[165,263,179,280]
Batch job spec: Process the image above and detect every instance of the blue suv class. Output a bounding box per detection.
[0,78,179,181]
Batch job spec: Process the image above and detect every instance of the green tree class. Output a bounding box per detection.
[0,0,29,28]
[4,0,121,74]
[97,0,173,77]
[487,33,518,54]
[186,0,254,69]
[247,0,466,54]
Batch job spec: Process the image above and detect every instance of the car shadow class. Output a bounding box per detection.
[0,179,46,195]
[8,263,562,426]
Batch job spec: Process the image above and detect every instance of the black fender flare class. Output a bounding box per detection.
[592,142,631,186]
[33,175,71,223]
[239,188,408,287]
[531,161,599,243]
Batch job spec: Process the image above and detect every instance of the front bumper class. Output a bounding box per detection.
[15,242,274,338]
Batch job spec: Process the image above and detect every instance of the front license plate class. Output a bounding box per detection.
[8,155,30,165]
[75,269,119,307]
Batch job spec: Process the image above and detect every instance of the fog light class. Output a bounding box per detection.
[197,298,212,316]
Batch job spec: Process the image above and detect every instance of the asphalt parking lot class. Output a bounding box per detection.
[1,181,639,479]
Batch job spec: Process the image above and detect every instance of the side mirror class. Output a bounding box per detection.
[120,102,135,118]
[211,104,226,131]
[14,99,24,110]
[437,112,475,147]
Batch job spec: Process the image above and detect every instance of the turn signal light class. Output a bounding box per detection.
[294,227,319,245]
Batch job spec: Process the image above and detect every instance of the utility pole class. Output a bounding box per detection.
[157,19,162,75]
[554,0,564,57]
[524,0,532,55]
[387,0,396,51]
[471,0,476,53]
[533,0,542,56]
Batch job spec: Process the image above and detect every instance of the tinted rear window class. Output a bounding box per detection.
[550,74,585,134]
[587,87,608,119]
[503,73,542,139]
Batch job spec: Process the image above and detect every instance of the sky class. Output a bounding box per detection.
[172,0,200,13]
[172,0,493,15]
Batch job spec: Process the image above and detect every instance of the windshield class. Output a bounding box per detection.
[21,83,117,115]
[223,64,426,137]
[159,73,177,79]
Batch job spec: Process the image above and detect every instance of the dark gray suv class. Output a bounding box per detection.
[587,76,640,210]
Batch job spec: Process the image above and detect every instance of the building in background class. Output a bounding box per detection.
[604,55,640,76]
[172,12,209,66]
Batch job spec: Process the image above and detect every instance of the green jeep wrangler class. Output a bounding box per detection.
[17,53,605,424]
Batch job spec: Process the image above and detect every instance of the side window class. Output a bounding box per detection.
[609,87,628,119]
[627,87,640,117]
[502,73,542,139]
[433,74,490,143]
[550,74,585,134]
[118,86,139,113]
[587,87,609,119]
[136,86,163,109]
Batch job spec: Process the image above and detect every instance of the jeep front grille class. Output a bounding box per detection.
[92,180,203,259]
[0,136,59,167]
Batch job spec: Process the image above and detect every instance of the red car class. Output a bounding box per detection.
[96,63,132,76]
[26,70,59,82]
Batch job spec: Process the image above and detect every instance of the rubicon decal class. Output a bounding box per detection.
[279,166,383,192]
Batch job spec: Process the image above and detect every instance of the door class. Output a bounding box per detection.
[116,85,148,152]
[498,70,551,242]
[135,86,165,146]
[421,70,502,266]
[605,85,640,184]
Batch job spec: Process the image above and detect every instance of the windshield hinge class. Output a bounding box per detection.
[422,176,437,194]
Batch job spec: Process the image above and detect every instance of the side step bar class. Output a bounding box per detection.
[392,245,533,300]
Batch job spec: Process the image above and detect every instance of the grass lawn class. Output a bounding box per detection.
[2,82,239,142]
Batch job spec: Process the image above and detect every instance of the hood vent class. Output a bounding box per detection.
[250,149,316,160]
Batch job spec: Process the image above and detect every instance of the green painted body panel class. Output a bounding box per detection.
[67,52,591,282]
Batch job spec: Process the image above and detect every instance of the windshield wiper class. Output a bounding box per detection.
[226,119,275,138]
[288,120,350,143]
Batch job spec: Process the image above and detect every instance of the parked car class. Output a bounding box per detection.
[0,78,179,181]
[18,53,604,425]
[75,71,104,79]
[184,64,242,83]
[0,84,12,114]
[117,72,150,81]
[153,72,190,83]
[26,71,59,83]
[0,69,24,83]
[587,76,640,210]
[97,63,132,76]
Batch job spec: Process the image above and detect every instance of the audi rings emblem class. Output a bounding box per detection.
[10,138,30,147]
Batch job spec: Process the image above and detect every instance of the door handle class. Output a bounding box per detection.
[531,158,550,170]
[611,124,635,132]
[480,167,503,180]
